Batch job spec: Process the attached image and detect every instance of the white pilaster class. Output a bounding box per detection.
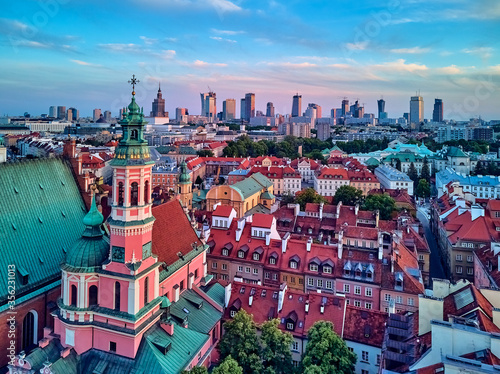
[63,272,69,305]
[154,268,159,298]
[78,275,85,308]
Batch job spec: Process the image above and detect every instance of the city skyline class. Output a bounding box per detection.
[1,0,499,119]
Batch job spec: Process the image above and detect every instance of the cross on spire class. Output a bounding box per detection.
[128,74,140,95]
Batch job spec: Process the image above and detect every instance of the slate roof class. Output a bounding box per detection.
[0,158,87,305]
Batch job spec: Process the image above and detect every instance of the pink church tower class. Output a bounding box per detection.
[54,76,163,358]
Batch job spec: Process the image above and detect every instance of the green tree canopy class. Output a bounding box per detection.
[301,321,356,374]
[407,162,418,183]
[260,319,294,374]
[213,356,244,374]
[218,310,263,374]
[416,179,431,198]
[395,158,402,171]
[295,188,327,210]
[181,366,208,374]
[334,185,364,206]
[363,194,396,220]
[421,157,431,181]
[197,149,214,157]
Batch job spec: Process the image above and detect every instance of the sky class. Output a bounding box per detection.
[1,0,500,120]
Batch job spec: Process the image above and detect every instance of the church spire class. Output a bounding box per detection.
[158,82,161,92]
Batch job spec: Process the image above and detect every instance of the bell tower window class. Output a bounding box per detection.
[118,182,124,206]
[114,282,121,310]
[89,285,98,307]
[144,276,149,306]
[71,285,77,307]
[131,182,139,206]
[144,181,150,204]
[130,129,138,140]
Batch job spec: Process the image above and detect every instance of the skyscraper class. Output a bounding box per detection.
[93,109,102,121]
[240,98,246,120]
[307,103,321,119]
[244,93,255,121]
[201,91,216,122]
[292,94,302,117]
[433,99,443,122]
[266,102,275,118]
[410,95,424,124]
[223,99,236,120]
[104,111,112,121]
[49,106,57,118]
[377,99,385,119]
[57,106,66,120]
[151,83,167,117]
[341,99,349,116]
[67,107,79,121]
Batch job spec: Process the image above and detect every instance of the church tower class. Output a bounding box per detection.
[178,161,192,211]
[54,76,163,358]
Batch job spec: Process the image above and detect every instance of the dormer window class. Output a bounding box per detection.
[309,264,318,272]
[286,322,294,330]
[290,261,297,269]
[355,270,362,277]
[269,257,276,265]
[230,310,236,318]
[323,266,332,274]
[297,227,302,233]
[253,253,260,261]
[222,249,228,256]
[238,251,245,258]
[308,228,313,234]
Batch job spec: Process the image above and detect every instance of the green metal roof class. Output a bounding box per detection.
[260,191,275,200]
[170,289,223,334]
[382,152,424,163]
[447,146,468,158]
[202,282,226,308]
[232,172,272,200]
[0,158,86,306]
[178,161,190,184]
[365,157,380,166]
[21,339,79,373]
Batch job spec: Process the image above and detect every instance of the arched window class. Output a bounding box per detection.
[71,285,77,306]
[131,182,139,206]
[118,182,124,206]
[22,311,37,351]
[144,277,149,306]
[130,129,138,140]
[89,285,98,307]
[114,282,121,310]
[144,181,150,204]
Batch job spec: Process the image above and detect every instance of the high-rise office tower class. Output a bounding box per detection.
[201,91,216,122]
[377,99,385,119]
[341,99,349,116]
[433,99,443,122]
[266,102,275,118]
[240,98,246,120]
[176,107,188,121]
[66,107,79,121]
[104,111,112,121]
[93,109,102,121]
[350,101,362,118]
[223,99,236,120]
[244,93,255,121]
[410,95,424,124]
[49,106,57,118]
[57,106,66,120]
[292,94,302,117]
[151,83,167,117]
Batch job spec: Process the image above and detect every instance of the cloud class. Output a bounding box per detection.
[268,62,317,68]
[436,65,462,75]
[373,59,428,74]
[210,36,237,43]
[138,0,242,12]
[70,59,101,67]
[345,42,368,51]
[390,47,431,54]
[462,47,493,59]
[98,43,177,59]
[211,28,246,35]
[192,60,227,68]
[140,36,158,45]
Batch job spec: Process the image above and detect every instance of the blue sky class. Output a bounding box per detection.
[1,0,499,120]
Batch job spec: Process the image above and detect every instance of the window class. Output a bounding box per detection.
[365,302,372,309]
[290,261,297,269]
[308,278,314,286]
[456,254,462,261]
[396,296,403,304]
[348,347,354,353]
[323,266,332,274]
[299,278,303,285]
[118,182,124,206]
[272,274,278,280]
[362,351,369,362]
[344,284,350,293]
[354,300,361,307]
[253,253,259,261]
[467,267,474,275]
[130,129,138,140]
[238,265,243,272]
[365,287,372,297]
[114,282,121,310]
[110,341,117,353]
[269,257,276,265]
[286,322,294,330]
[456,265,463,274]
[292,341,299,351]
[22,311,36,351]
[309,263,318,272]
[71,285,77,307]
[362,370,369,374]
[222,264,227,270]
[89,285,98,306]
[144,181,149,204]
[194,269,199,279]
[326,280,333,289]
[467,255,473,263]
[408,297,414,306]
[180,280,184,291]
[317,279,323,288]
[292,360,299,368]
[212,262,218,269]
[222,249,228,256]
[354,286,361,295]
[144,277,149,305]
[253,268,258,274]
[131,182,139,206]
[377,354,381,366]
[265,272,270,279]
[245,267,251,273]
[238,251,245,258]
[230,310,236,318]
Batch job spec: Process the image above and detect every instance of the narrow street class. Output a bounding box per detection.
[416,205,448,285]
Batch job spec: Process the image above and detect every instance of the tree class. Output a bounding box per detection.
[218,310,263,374]
[395,158,402,171]
[363,194,396,220]
[407,162,418,183]
[421,157,430,182]
[181,367,209,374]
[197,150,214,157]
[334,185,364,206]
[416,179,431,199]
[295,188,327,210]
[301,321,356,374]
[281,191,295,205]
[213,356,243,374]
[260,319,294,374]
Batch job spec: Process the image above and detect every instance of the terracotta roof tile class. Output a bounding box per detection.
[343,306,388,347]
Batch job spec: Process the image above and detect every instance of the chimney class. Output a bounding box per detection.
[278,283,287,312]
[224,282,232,308]
[305,301,310,313]
[307,237,312,252]
[354,204,359,216]
[61,347,72,358]
[236,218,246,242]
[160,320,175,336]
[319,202,324,220]
[388,298,396,315]
[188,273,194,289]
[320,304,325,314]
[182,319,188,328]
[249,295,253,306]
[38,338,50,349]
[282,232,290,253]
[378,232,384,260]
[375,210,379,228]
[336,201,342,218]
[338,231,344,259]
[266,232,271,245]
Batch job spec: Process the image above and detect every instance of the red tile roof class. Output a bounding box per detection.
[316,167,349,180]
[152,200,201,266]
[213,205,234,218]
[252,213,274,229]
[343,306,388,347]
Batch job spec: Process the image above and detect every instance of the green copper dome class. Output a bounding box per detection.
[63,193,109,273]
[179,161,190,184]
